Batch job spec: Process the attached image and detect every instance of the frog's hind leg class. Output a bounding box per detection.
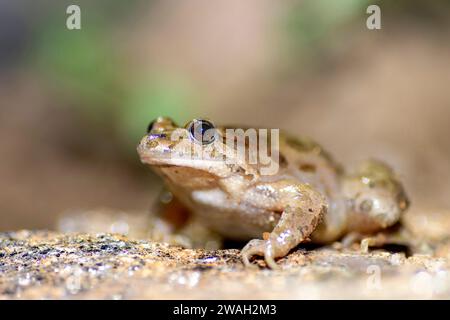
[340,232,388,253]
[241,183,327,269]
[341,229,420,254]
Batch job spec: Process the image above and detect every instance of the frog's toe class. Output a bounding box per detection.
[241,239,265,268]
[360,238,371,253]
[263,243,280,270]
[242,239,280,269]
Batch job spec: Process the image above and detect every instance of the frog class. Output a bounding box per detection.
[137,117,410,269]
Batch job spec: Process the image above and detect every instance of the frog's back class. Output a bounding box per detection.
[276,133,343,199]
[217,126,343,198]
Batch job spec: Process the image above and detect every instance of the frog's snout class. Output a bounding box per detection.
[137,135,158,158]
[137,135,148,157]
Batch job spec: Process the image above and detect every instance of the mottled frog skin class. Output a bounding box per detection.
[138,117,409,268]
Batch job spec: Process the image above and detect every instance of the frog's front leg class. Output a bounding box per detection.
[241,182,327,269]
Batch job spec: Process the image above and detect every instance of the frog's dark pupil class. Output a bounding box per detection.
[189,119,215,145]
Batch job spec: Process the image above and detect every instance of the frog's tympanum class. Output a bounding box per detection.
[138,117,409,268]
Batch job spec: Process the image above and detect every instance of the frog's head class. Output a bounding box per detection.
[342,159,409,232]
[137,117,254,188]
[138,116,223,166]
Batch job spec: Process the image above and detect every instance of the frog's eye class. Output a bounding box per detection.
[187,119,216,145]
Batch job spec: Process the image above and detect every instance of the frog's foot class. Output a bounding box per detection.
[241,239,279,270]
[341,232,362,248]
[360,235,387,253]
[359,229,431,255]
[341,232,388,253]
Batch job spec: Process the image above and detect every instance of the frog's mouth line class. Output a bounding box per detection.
[140,153,225,167]
[152,164,176,169]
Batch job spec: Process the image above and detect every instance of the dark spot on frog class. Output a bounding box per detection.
[286,137,317,152]
[228,164,243,174]
[236,166,245,174]
[244,174,254,181]
[278,154,288,168]
[299,163,317,173]
[146,140,159,148]
[360,199,373,213]
[229,165,253,180]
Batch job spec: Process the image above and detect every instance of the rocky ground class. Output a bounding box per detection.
[1,226,450,299]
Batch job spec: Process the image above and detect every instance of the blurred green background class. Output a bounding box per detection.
[1,0,450,230]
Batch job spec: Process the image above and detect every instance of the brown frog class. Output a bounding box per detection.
[137,117,409,268]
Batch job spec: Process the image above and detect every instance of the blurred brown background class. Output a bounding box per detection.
[1,0,450,231]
